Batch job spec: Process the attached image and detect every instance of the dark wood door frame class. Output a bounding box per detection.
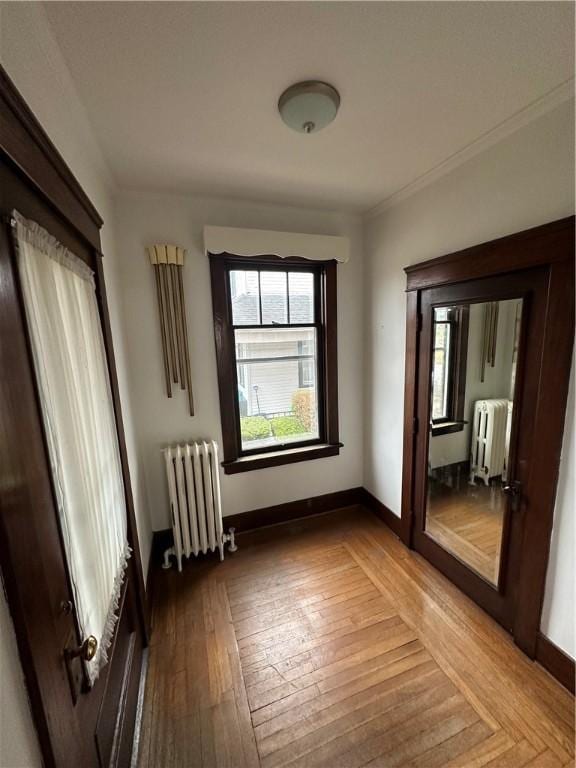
[413,267,549,632]
[0,65,148,766]
[401,216,575,658]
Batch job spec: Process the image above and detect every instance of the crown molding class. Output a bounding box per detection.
[365,78,575,220]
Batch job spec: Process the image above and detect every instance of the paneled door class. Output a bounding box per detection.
[0,67,147,767]
[412,268,548,629]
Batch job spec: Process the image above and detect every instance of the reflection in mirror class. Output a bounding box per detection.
[425,299,523,586]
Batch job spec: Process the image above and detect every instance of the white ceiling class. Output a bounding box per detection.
[44,1,574,212]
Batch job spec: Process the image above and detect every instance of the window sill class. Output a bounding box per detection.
[431,422,465,436]
[222,443,343,474]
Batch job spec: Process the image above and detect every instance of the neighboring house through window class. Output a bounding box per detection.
[209,255,340,473]
[298,340,314,388]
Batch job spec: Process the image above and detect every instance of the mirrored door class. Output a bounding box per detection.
[425,298,522,587]
[411,267,550,629]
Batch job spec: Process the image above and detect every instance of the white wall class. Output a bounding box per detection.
[0,5,153,765]
[0,588,42,768]
[364,99,575,657]
[541,359,575,656]
[115,191,364,530]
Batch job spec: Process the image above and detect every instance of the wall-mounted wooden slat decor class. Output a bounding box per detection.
[147,244,194,416]
[480,301,499,382]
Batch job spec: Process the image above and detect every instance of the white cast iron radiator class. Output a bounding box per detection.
[469,399,510,486]
[162,440,237,571]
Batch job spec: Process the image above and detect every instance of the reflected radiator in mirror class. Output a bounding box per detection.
[469,399,512,486]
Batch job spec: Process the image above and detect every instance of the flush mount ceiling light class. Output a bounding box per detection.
[278,81,340,134]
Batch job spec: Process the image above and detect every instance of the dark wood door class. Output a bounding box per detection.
[412,267,550,630]
[0,68,147,768]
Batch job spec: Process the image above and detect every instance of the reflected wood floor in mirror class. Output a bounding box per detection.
[138,507,573,768]
[426,481,505,584]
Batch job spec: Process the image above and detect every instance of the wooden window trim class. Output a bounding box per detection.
[209,253,340,473]
[431,305,469,435]
[431,421,465,437]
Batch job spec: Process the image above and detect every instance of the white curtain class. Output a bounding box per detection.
[14,211,129,684]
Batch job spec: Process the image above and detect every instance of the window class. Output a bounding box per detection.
[210,255,340,473]
[431,306,469,435]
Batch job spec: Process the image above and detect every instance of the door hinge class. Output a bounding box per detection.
[413,417,419,435]
[416,312,423,332]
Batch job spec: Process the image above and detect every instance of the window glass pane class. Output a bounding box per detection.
[431,322,451,420]
[235,328,319,451]
[230,270,260,325]
[288,272,314,323]
[236,328,316,360]
[260,271,288,324]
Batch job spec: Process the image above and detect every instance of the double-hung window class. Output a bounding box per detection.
[210,255,340,473]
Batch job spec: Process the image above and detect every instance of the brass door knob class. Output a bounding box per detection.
[67,635,98,662]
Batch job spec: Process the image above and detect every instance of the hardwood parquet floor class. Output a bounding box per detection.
[138,507,574,768]
[426,483,504,583]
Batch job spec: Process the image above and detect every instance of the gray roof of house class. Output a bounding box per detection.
[232,294,313,325]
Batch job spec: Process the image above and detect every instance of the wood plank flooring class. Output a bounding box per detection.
[137,507,574,768]
[426,482,504,583]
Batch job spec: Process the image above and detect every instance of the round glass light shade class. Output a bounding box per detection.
[278,81,340,134]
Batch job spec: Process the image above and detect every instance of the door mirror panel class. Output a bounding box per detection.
[424,298,523,587]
